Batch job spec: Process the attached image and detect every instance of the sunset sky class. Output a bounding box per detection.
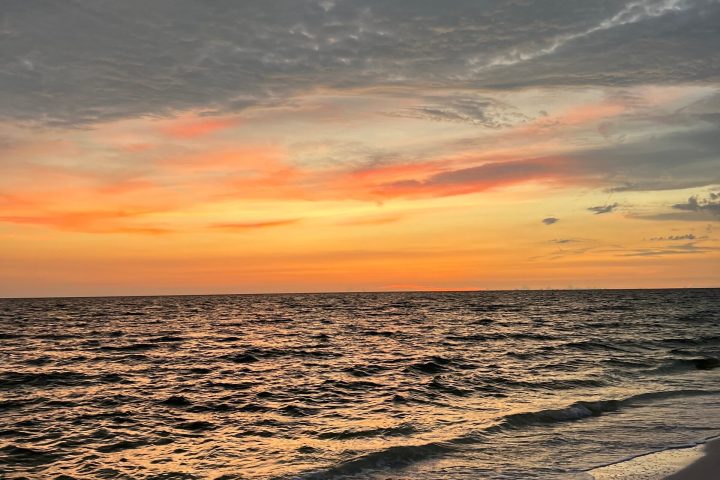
[1,0,719,297]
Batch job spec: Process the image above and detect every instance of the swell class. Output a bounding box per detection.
[286,388,720,480]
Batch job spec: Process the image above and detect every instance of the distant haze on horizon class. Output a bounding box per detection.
[1,0,719,297]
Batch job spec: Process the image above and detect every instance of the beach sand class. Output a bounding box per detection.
[588,437,720,480]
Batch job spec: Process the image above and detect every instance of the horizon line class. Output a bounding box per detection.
[1,285,718,300]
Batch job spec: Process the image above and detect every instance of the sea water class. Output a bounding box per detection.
[1,289,719,479]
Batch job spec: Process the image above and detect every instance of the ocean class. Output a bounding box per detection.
[1,289,719,479]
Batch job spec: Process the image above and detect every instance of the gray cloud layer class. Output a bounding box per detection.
[1,0,718,125]
[578,112,720,193]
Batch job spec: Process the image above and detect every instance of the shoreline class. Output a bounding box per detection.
[588,436,720,480]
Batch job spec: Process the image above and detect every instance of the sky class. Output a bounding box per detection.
[1,0,719,297]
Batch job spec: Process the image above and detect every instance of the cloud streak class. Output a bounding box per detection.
[475,0,691,71]
[211,219,301,230]
[389,95,532,128]
[620,241,717,256]
[588,203,620,214]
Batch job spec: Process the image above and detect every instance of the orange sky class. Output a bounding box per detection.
[1,2,719,296]
[1,85,718,297]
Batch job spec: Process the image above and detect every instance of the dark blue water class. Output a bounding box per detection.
[1,289,719,479]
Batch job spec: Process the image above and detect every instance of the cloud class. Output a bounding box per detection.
[157,116,242,139]
[631,193,720,222]
[672,193,720,215]
[0,210,170,234]
[578,123,720,194]
[649,233,697,240]
[634,212,720,222]
[389,95,532,128]
[542,217,559,225]
[1,0,718,126]
[211,219,300,230]
[588,202,620,214]
[370,156,574,198]
[619,241,717,256]
[336,214,404,226]
[474,0,692,71]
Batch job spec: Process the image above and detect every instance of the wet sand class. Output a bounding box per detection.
[588,437,720,480]
[665,437,720,480]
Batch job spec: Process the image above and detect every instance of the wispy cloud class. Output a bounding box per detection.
[551,238,581,244]
[473,0,691,71]
[158,116,242,139]
[389,95,532,128]
[620,241,717,256]
[0,210,171,234]
[336,214,404,226]
[588,203,620,214]
[211,219,300,230]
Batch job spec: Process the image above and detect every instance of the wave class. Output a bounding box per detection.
[323,379,383,391]
[661,335,720,346]
[0,371,131,389]
[317,423,417,440]
[98,343,159,351]
[292,442,455,479]
[223,347,342,363]
[0,445,61,466]
[498,377,607,390]
[284,388,720,479]
[496,400,622,430]
[0,333,23,340]
[176,420,215,431]
[406,356,476,376]
[559,339,646,353]
[650,357,720,374]
[407,360,448,374]
[0,371,92,389]
[445,332,557,343]
[0,398,45,411]
[150,335,184,343]
[428,377,473,396]
[96,439,148,453]
[495,389,719,432]
[343,364,388,377]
